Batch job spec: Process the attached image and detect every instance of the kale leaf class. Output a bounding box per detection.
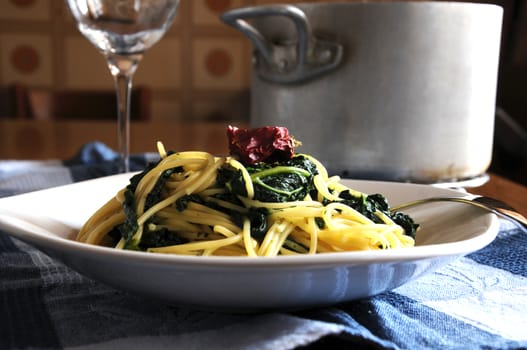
[338,190,419,238]
[115,157,185,250]
[390,212,419,239]
[176,194,206,211]
[218,155,318,203]
[118,188,139,244]
[139,227,188,249]
[144,167,180,211]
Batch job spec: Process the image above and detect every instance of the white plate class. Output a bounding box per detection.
[0,174,499,312]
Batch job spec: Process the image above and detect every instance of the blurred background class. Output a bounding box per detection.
[0,0,525,185]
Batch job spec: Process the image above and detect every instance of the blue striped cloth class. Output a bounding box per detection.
[0,142,526,350]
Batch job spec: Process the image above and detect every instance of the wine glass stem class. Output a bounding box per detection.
[114,73,132,173]
[106,53,142,173]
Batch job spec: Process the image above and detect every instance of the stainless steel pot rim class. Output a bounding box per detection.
[427,173,490,189]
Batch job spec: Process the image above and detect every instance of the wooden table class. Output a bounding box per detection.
[1,119,526,218]
[469,173,527,218]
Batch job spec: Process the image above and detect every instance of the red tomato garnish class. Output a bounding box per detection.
[227,125,299,164]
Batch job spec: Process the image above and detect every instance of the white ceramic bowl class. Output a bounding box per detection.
[0,174,499,312]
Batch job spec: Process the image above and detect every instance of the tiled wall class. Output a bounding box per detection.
[0,0,337,122]
[0,0,507,123]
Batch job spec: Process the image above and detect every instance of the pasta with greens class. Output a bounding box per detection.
[76,126,418,256]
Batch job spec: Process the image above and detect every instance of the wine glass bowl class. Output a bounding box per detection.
[66,0,180,172]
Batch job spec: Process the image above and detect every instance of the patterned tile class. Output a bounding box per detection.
[0,0,50,21]
[0,33,53,86]
[0,0,303,121]
[192,0,245,26]
[192,38,246,90]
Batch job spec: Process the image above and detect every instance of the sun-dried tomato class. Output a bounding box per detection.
[227,125,299,164]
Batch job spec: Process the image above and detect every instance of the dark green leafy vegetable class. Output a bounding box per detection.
[390,212,419,239]
[144,168,178,211]
[230,207,269,240]
[338,190,419,238]
[139,227,188,249]
[113,158,185,250]
[118,189,139,248]
[176,194,206,211]
[218,155,319,203]
[217,167,248,197]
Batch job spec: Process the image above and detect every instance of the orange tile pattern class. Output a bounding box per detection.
[0,0,253,122]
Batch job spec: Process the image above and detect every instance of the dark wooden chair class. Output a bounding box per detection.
[26,86,151,121]
[0,83,30,119]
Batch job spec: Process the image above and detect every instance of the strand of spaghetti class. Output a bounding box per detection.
[77,190,125,239]
[374,210,396,225]
[115,231,134,249]
[135,158,206,212]
[134,152,202,195]
[159,205,237,226]
[172,230,222,242]
[136,162,213,226]
[266,221,295,257]
[279,247,301,255]
[323,202,374,230]
[148,234,243,255]
[327,176,361,198]
[135,151,212,200]
[268,214,319,254]
[213,225,238,238]
[159,209,239,233]
[383,227,413,249]
[238,196,323,209]
[149,219,202,233]
[82,211,125,245]
[259,220,288,256]
[318,228,382,250]
[156,141,167,158]
[205,197,249,214]
[307,217,319,254]
[190,160,224,194]
[242,218,258,257]
[179,155,222,196]
[199,188,226,197]
[298,153,328,180]
[211,244,248,256]
[314,174,342,202]
[257,220,286,256]
[381,228,400,249]
[186,202,232,219]
[269,206,324,219]
[227,157,254,199]
[289,230,334,253]
[202,231,245,255]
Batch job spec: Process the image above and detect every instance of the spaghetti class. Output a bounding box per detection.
[77,141,418,256]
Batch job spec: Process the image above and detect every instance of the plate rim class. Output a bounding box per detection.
[0,174,501,269]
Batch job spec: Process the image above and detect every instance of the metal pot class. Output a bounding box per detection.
[221,2,503,183]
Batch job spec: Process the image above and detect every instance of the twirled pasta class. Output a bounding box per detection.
[77,144,416,256]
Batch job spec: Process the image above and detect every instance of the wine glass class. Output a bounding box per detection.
[65,0,180,172]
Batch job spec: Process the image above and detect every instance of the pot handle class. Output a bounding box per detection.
[220,5,343,84]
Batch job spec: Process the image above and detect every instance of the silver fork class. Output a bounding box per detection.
[391,195,527,231]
